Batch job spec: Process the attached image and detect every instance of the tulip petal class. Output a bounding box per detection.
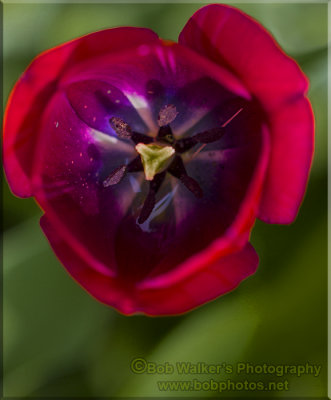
[3,27,159,197]
[258,97,314,223]
[179,4,314,224]
[138,243,259,315]
[40,214,258,315]
[66,79,148,135]
[179,4,308,111]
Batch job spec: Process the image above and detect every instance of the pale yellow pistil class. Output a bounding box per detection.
[135,143,175,181]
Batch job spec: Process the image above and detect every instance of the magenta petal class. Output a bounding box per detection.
[3,27,159,197]
[138,243,259,315]
[178,4,308,112]
[258,97,314,223]
[41,214,258,315]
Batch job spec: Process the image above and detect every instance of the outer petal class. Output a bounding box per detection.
[258,98,314,223]
[179,4,314,224]
[138,243,258,315]
[179,4,308,111]
[3,27,159,197]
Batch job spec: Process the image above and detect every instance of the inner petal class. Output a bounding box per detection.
[66,79,148,135]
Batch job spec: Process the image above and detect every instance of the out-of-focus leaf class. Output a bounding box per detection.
[247,219,327,398]
[86,312,181,396]
[119,294,260,397]
[2,182,40,230]
[4,214,46,272]
[3,4,61,59]
[233,3,327,56]
[300,51,327,176]
[3,216,113,397]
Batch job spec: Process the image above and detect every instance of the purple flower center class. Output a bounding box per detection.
[103,104,230,224]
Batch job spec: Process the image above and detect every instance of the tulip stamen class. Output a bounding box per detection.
[183,107,244,160]
[157,124,175,144]
[103,165,127,187]
[168,155,203,198]
[157,104,178,127]
[110,117,132,138]
[174,127,225,153]
[110,116,153,145]
[138,171,166,224]
[103,156,143,187]
[131,132,154,145]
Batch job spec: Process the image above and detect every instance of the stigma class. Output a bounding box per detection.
[135,143,175,181]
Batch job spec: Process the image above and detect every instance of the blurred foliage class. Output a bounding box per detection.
[3,2,327,398]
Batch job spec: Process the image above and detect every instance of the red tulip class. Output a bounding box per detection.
[3,4,314,315]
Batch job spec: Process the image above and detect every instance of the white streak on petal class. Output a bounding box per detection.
[129,175,142,193]
[138,186,178,233]
[125,92,158,135]
[170,177,192,227]
[89,128,133,153]
[155,46,168,71]
[167,48,177,75]
[118,181,142,216]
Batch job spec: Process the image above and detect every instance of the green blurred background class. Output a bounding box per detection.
[3,2,327,398]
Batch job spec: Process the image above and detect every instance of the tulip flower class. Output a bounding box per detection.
[3,4,314,315]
